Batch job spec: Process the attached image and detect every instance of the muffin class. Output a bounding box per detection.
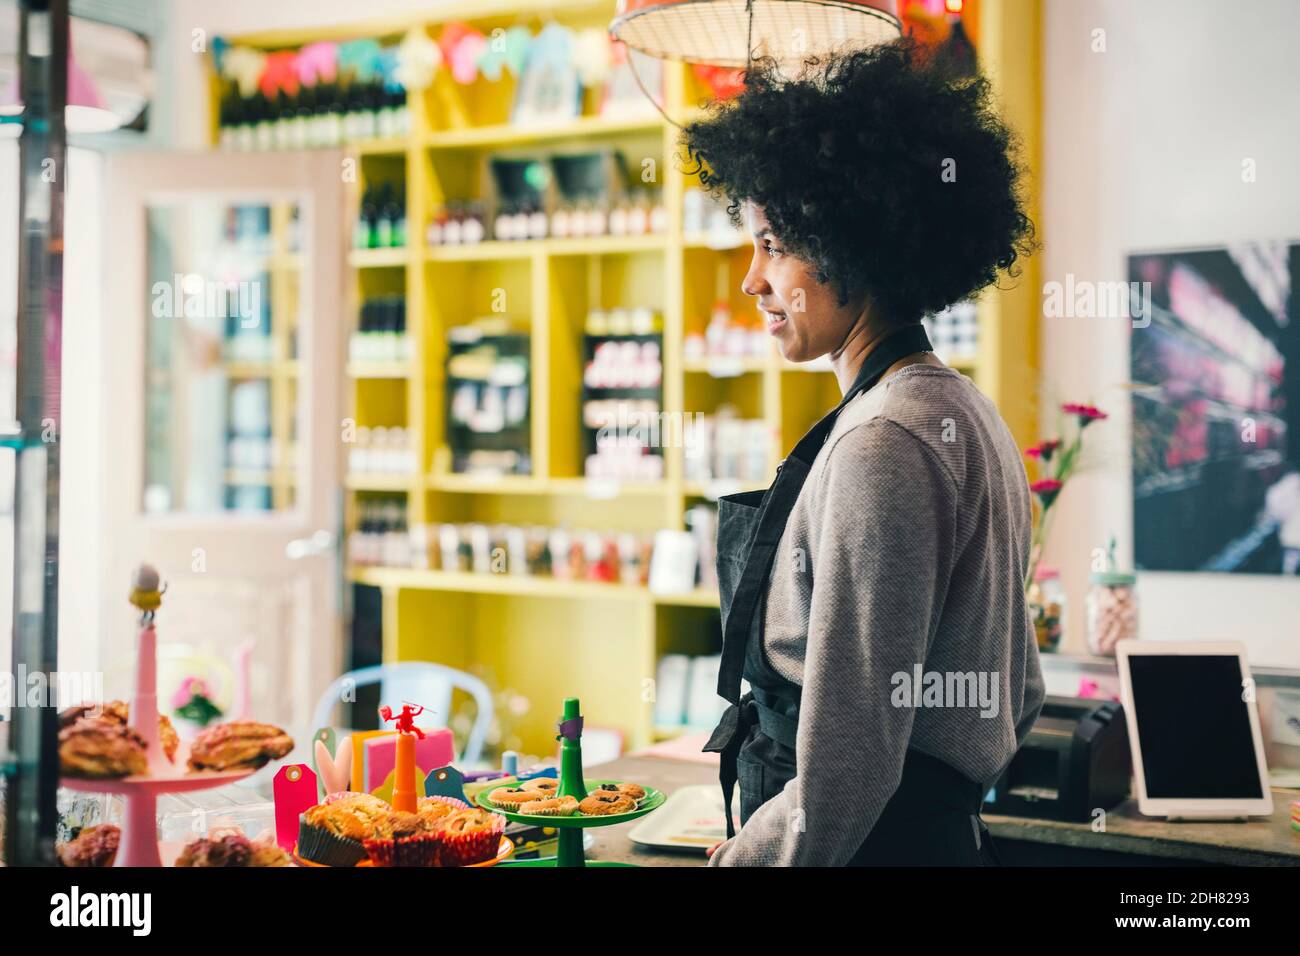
[58,824,120,867]
[58,717,147,778]
[363,811,439,867]
[188,720,294,772]
[433,808,506,866]
[416,795,467,827]
[591,781,646,801]
[519,795,579,817]
[578,791,636,815]
[60,701,180,762]
[487,785,545,808]
[297,795,390,866]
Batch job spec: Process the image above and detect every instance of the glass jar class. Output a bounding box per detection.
[1028,566,1066,652]
[1087,571,1138,656]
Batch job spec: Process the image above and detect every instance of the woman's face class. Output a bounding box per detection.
[740,200,866,363]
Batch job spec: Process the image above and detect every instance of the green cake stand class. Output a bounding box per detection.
[476,697,664,867]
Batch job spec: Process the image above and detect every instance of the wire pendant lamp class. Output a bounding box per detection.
[610,0,902,68]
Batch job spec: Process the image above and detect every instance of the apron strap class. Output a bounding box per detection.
[702,693,757,840]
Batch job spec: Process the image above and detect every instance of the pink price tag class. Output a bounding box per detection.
[274,764,318,851]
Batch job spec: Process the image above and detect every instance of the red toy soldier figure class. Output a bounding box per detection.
[379,702,426,739]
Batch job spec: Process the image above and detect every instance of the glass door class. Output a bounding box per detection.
[101,150,345,736]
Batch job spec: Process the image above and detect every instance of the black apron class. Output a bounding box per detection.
[702,323,1001,866]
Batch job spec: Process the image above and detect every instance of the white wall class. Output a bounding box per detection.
[1041,0,1300,667]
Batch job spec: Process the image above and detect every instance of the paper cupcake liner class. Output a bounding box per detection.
[519,801,578,817]
[485,787,538,808]
[363,833,439,868]
[437,813,506,867]
[297,817,367,867]
[421,794,469,811]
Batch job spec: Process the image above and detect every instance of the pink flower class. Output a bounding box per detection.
[1030,478,1064,508]
[1025,439,1062,462]
[1062,402,1108,426]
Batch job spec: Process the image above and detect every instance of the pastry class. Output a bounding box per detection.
[297,795,391,866]
[172,830,291,867]
[175,833,253,867]
[488,785,546,808]
[58,717,147,778]
[578,791,636,815]
[519,795,579,817]
[517,776,558,793]
[57,824,120,867]
[591,781,646,801]
[432,808,505,866]
[363,811,438,867]
[187,720,294,772]
[61,700,180,763]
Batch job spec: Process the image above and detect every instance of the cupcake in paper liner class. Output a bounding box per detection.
[518,794,579,817]
[434,808,506,866]
[416,794,468,828]
[322,790,388,809]
[297,798,391,866]
[297,812,367,867]
[363,811,439,867]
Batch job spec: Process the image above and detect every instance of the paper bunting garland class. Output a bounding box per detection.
[338,37,384,82]
[222,45,266,98]
[395,26,441,91]
[259,50,300,99]
[439,22,489,84]
[297,41,338,87]
[477,24,531,81]
[215,18,627,105]
[376,46,400,90]
[502,25,532,78]
[477,28,509,82]
[527,22,575,73]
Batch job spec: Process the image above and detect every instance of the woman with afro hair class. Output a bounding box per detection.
[692,38,1045,866]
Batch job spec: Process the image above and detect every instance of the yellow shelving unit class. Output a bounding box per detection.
[222,0,1040,756]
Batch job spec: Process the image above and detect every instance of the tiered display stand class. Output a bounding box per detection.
[61,575,256,867]
[476,697,663,867]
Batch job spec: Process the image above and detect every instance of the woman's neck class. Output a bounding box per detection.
[829,317,943,395]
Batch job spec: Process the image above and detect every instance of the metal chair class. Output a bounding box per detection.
[309,662,494,765]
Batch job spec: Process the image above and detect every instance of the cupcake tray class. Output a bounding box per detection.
[292,835,514,868]
[476,778,665,867]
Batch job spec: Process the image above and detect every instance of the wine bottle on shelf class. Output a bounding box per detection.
[390,185,407,247]
[289,87,310,149]
[268,91,283,150]
[219,92,236,151]
[254,94,274,151]
[354,186,374,250]
[330,83,348,146]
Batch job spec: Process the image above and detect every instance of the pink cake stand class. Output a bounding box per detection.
[60,622,252,867]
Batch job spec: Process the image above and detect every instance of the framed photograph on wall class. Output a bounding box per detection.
[1128,242,1300,575]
